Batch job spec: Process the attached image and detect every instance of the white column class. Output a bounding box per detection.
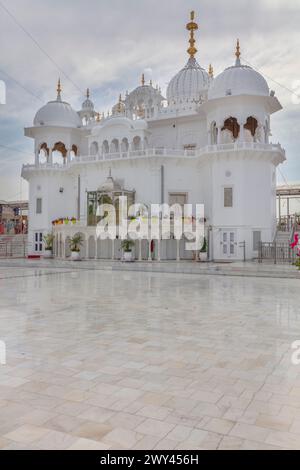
[139,239,142,261]
[217,127,222,145]
[157,238,161,262]
[239,124,245,142]
[176,239,180,261]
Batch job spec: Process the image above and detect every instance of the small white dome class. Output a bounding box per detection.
[208,64,269,100]
[98,174,122,193]
[82,98,94,111]
[167,57,210,105]
[112,97,125,116]
[34,99,82,128]
[81,89,95,111]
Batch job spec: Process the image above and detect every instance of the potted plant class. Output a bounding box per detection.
[43,233,54,258]
[199,237,208,262]
[121,239,135,262]
[69,234,83,261]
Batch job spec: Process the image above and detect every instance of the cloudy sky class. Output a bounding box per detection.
[0,0,299,200]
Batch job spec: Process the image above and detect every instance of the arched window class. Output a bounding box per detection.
[244,116,258,137]
[102,140,109,154]
[132,136,141,151]
[39,143,49,164]
[90,142,99,156]
[110,139,119,153]
[72,145,78,156]
[70,144,78,160]
[222,117,240,140]
[121,138,129,153]
[52,142,67,164]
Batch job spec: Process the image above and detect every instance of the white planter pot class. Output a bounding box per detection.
[71,251,81,261]
[44,250,52,259]
[123,251,134,262]
[199,252,208,262]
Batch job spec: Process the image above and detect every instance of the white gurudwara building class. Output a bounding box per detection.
[22,12,286,261]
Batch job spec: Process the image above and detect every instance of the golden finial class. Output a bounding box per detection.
[186,11,198,58]
[235,38,241,65]
[57,78,62,100]
[117,94,123,113]
[141,73,145,86]
[86,88,90,99]
[209,64,214,78]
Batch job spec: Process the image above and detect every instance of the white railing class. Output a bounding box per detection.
[22,143,285,171]
[204,142,284,153]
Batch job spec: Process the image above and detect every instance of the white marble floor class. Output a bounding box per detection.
[0,267,300,450]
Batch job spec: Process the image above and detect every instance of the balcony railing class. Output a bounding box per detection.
[22,143,285,171]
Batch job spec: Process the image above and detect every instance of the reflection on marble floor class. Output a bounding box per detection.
[0,267,300,450]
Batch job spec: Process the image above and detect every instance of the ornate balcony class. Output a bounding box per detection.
[22,143,285,173]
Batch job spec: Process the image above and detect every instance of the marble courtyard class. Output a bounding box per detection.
[1,266,300,450]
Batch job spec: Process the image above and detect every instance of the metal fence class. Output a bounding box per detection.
[258,242,297,264]
[0,240,27,258]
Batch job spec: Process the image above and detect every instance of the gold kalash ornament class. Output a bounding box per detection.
[186,11,198,58]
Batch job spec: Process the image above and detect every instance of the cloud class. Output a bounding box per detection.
[0,0,299,199]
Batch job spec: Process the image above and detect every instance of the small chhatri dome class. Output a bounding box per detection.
[112,94,126,115]
[167,11,210,106]
[98,169,122,193]
[82,88,95,111]
[208,39,269,100]
[34,79,82,128]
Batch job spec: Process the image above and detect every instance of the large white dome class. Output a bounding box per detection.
[167,57,210,105]
[208,64,269,100]
[34,98,82,128]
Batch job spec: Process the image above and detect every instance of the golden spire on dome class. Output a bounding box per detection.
[235,38,241,65]
[86,88,90,99]
[117,94,123,113]
[141,73,145,86]
[209,64,214,78]
[186,11,198,58]
[57,78,62,100]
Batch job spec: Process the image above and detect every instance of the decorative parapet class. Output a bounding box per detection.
[22,143,286,173]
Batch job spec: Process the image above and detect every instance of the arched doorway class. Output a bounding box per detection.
[39,143,49,164]
[52,142,67,164]
[221,117,240,142]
